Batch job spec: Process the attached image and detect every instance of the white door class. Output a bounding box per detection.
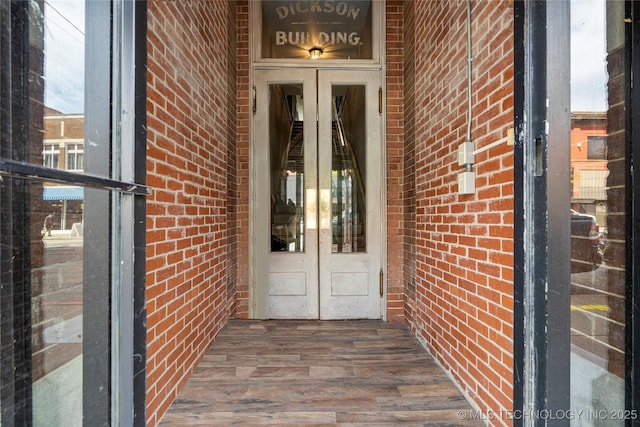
[252,69,383,320]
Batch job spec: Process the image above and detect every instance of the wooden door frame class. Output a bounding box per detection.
[248,68,387,320]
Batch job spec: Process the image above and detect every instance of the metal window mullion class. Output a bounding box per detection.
[522,1,549,420]
[111,0,136,425]
[0,158,151,196]
[83,0,113,424]
[514,1,571,426]
[544,0,571,418]
[131,0,148,422]
[628,0,640,416]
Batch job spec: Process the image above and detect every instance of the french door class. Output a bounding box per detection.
[252,69,383,319]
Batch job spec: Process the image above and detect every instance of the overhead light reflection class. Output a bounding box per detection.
[309,47,323,59]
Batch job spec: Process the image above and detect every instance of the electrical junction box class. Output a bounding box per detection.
[458,171,475,195]
[457,141,475,166]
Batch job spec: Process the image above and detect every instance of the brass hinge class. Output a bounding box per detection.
[379,269,384,296]
[378,87,383,114]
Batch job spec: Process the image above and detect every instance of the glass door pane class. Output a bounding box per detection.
[331,85,366,253]
[269,84,305,252]
[569,0,625,418]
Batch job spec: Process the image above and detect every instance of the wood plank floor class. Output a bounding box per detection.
[160,320,482,426]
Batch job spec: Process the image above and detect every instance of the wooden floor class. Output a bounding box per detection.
[160,320,482,426]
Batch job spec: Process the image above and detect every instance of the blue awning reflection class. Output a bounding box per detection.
[43,186,84,201]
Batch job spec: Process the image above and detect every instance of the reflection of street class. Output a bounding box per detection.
[570,262,625,426]
[570,349,624,426]
[570,262,624,371]
[33,236,84,381]
[43,315,82,344]
[571,261,608,309]
[42,235,83,248]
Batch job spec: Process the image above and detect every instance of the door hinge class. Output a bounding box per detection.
[378,87,383,114]
[252,85,257,114]
[379,269,384,296]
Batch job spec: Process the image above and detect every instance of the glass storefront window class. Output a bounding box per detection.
[1,0,145,425]
[32,187,96,427]
[569,0,625,421]
[36,3,87,420]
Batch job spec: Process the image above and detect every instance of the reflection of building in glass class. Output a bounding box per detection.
[23,5,85,419]
[570,112,608,227]
[569,32,626,396]
[43,108,84,171]
[42,108,84,232]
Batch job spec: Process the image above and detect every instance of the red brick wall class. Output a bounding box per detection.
[386,0,405,323]
[406,1,515,424]
[235,0,251,318]
[403,0,417,325]
[226,1,239,317]
[145,1,237,424]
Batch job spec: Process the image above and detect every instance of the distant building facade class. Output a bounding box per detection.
[42,109,84,231]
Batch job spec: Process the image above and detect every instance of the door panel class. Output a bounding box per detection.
[253,69,381,320]
[254,69,319,319]
[318,70,381,319]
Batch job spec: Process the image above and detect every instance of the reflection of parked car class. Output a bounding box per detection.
[570,209,602,273]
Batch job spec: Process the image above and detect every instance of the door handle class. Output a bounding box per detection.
[320,189,331,230]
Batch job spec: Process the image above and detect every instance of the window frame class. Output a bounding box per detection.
[586,135,607,160]
[0,0,148,425]
[514,0,640,422]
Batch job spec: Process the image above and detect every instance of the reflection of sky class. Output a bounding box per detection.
[44,0,85,114]
[571,0,607,112]
[42,0,606,114]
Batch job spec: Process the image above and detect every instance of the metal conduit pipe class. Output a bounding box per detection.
[465,0,474,173]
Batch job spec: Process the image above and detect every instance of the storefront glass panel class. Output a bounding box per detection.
[1,0,144,424]
[569,0,626,420]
